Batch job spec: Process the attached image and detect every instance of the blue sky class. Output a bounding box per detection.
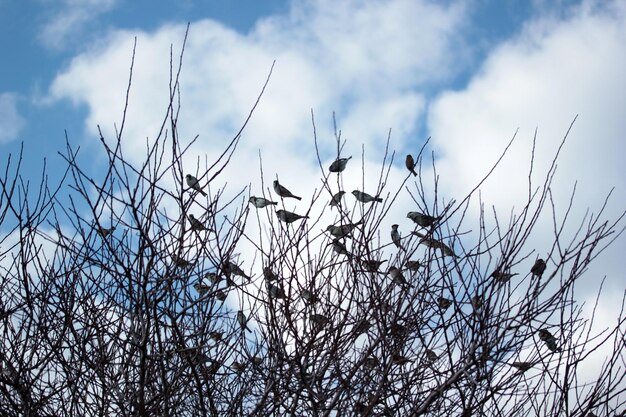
[1,0,624,364]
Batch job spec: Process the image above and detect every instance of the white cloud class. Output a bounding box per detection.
[0,93,26,144]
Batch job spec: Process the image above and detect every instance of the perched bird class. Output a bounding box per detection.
[510,362,534,372]
[392,353,411,365]
[352,319,372,335]
[388,267,409,287]
[231,361,246,373]
[471,295,483,310]
[326,222,360,238]
[185,174,206,196]
[209,331,223,341]
[237,310,251,332]
[266,282,286,299]
[412,231,456,257]
[251,357,263,366]
[194,282,210,295]
[352,190,383,203]
[425,349,438,362]
[223,261,250,279]
[405,154,417,176]
[273,180,302,200]
[331,239,352,257]
[172,255,193,269]
[205,272,222,285]
[407,211,437,228]
[491,269,518,284]
[188,214,207,231]
[391,224,404,250]
[95,225,115,238]
[361,259,387,273]
[405,260,421,271]
[329,156,352,173]
[363,356,379,369]
[249,196,277,208]
[310,313,330,327]
[329,191,346,207]
[538,329,559,352]
[263,267,279,281]
[437,297,452,311]
[301,289,319,303]
[277,209,308,224]
[214,289,227,301]
[531,259,547,277]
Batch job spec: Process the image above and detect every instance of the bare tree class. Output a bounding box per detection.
[0,33,624,417]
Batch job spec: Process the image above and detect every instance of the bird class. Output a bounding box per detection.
[263,267,279,281]
[185,174,206,196]
[361,259,387,272]
[249,196,277,208]
[363,356,379,369]
[310,313,330,327]
[273,180,301,200]
[209,331,223,341]
[405,154,417,176]
[326,222,360,238]
[237,310,251,332]
[352,319,371,335]
[188,214,207,231]
[471,295,483,310]
[412,231,456,257]
[301,289,319,303]
[510,362,534,372]
[352,190,383,203]
[251,357,263,366]
[231,361,246,373]
[538,329,559,352]
[329,156,352,173]
[387,267,409,287]
[490,269,518,284]
[95,225,115,238]
[214,289,227,301]
[391,224,404,250]
[223,261,250,279]
[172,255,193,269]
[425,349,438,362]
[330,239,352,257]
[405,260,421,271]
[407,211,437,228]
[266,282,286,299]
[531,259,547,277]
[437,297,452,311]
[194,282,210,295]
[205,272,222,285]
[329,191,346,207]
[392,353,411,365]
[277,209,308,223]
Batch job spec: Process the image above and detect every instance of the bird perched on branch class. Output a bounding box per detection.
[352,190,383,203]
[490,269,518,284]
[531,258,547,277]
[188,214,207,231]
[405,260,421,271]
[223,261,250,279]
[538,329,560,352]
[249,196,277,208]
[405,154,417,176]
[266,282,286,299]
[310,314,330,327]
[407,211,437,228]
[388,267,409,287]
[263,267,279,281]
[412,231,456,257]
[329,191,346,207]
[391,224,404,250]
[326,222,361,238]
[273,180,302,200]
[301,289,319,303]
[95,225,115,238]
[331,239,352,257]
[193,282,210,295]
[437,297,452,311]
[237,310,251,332]
[329,156,352,173]
[361,259,387,273]
[510,362,534,372]
[185,174,206,196]
[172,255,193,269]
[205,272,221,285]
[277,209,308,223]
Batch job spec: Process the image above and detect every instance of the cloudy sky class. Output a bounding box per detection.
[1,0,624,348]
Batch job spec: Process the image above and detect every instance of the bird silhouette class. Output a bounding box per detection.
[391,224,404,250]
[326,222,360,238]
[331,239,352,257]
[266,282,286,299]
[388,267,409,287]
[329,191,346,207]
[510,362,534,372]
[538,329,559,352]
[223,261,250,279]
[329,156,352,173]
[237,310,251,332]
[188,214,207,231]
[185,174,206,196]
[405,154,417,176]
[249,196,278,208]
[193,282,210,295]
[352,190,383,203]
[531,259,547,277]
[361,259,387,272]
[412,231,456,257]
[490,269,518,284]
[95,225,115,238]
[405,260,421,271]
[277,209,308,223]
[273,180,302,200]
[407,211,437,228]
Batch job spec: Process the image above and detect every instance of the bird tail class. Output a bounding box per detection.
[295,196,302,201]
[411,170,417,177]
[200,190,207,196]
[375,197,383,202]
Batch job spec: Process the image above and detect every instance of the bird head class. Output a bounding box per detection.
[392,224,399,229]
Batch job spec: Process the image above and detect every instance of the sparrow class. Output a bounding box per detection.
[407,211,437,228]
[490,269,518,284]
[329,191,346,207]
[237,310,251,332]
[95,225,115,238]
[185,174,206,196]
[471,295,483,309]
[330,239,352,257]
[361,259,387,272]
[205,272,222,285]
[437,297,452,311]
[388,267,409,287]
[531,259,547,277]
[392,353,411,365]
[352,190,383,203]
[425,349,438,362]
[405,154,417,176]
[412,231,456,257]
[510,362,534,372]
[538,329,559,352]
[188,214,207,231]
[405,260,421,271]
[266,282,286,299]
[391,224,404,250]
[172,255,193,269]
[231,361,246,373]
[223,261,250,279]
[251,357,263,366]
[209,331,223,341]
[329,156,352,173]
[352,319,371,335]
[326,222,361,238]
[263,267,279,281]
[249,196,277,208]
[214,289,227,301]
[301,289,319,303]
[193,282,210,295]
[277,209,308,223]
[363,356,379,369]
[273,180,301,200]
[310,313,330,327]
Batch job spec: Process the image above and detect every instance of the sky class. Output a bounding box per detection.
[0,0,625,380]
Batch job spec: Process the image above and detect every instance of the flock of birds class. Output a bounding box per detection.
[176,156,558,374]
